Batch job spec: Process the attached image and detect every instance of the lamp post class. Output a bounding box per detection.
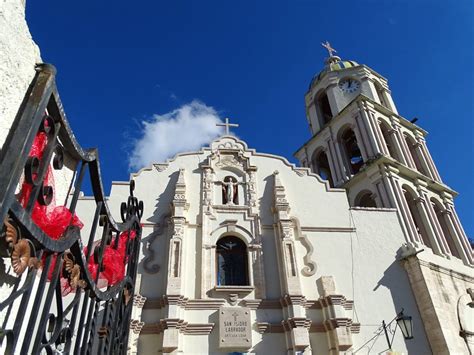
[382,309,414,350]
[353,309,414,353]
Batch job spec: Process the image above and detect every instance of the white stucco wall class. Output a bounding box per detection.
[0,0,41,149]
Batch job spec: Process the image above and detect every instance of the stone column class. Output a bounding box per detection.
[352,118,370,162]
[368,169,389,207]
[200,167,215,297]
[380,166,421,245]
[412,134,435,179]
[442,199,473,265]
[388,118,409,165]
[272,172,310,353]
[317,276,355,354]
[399,131,417,170]
[357,101,384,157]
[415,180,449,257]
[322,145,337,186]
[382,89,398,114]
[162,169,189,353]
[412,193,443,255]
[127,275,147,355]
[419,139,442,182]
[326,129,346,184]
[330,127,351,182]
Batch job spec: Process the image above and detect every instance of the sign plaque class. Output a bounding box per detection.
[218,307,252,349]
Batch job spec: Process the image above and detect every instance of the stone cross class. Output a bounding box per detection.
[217,118,239,136]
[232,312,239,322]
[321,41,337,57]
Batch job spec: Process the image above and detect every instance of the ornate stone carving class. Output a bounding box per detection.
[215,154,244,170]
[247,169,258,208]
[228,293,239,306]
[202,167,214,213]
[293,217,317,277]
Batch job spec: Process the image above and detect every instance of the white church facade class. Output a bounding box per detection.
[1,2,473,353]
[77,135,427,354]
[75,44,474,355]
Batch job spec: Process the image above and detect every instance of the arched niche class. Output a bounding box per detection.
[215,168,245,206]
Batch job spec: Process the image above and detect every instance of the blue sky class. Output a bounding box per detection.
[27,0,473,236]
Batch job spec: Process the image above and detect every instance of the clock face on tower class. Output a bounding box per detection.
[338,78,361,94]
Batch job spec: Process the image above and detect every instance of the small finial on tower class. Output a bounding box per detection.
[321,41,341,64]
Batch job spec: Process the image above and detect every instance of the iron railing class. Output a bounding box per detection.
[0,63,143,354]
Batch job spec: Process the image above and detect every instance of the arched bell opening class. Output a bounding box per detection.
[311,149,334,187]
[340,128,364,175]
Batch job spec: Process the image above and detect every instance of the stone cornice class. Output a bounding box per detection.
[403,256,474,282]
[141,320,214,335]
[341,155,458,197]
[144,297,353,311]
[261,225,355,233]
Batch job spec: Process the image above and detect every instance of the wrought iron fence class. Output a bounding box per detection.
[0,64,143,354]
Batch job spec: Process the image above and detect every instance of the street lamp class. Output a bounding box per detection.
[353,309,414,354]
[396,312,414,340]
[383,309,414,350]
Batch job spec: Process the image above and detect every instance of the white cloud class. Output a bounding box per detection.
[128,100,223,170]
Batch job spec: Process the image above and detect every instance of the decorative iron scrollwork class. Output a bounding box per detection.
[0,64,144,354]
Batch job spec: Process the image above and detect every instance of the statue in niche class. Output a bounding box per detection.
[222,176,239,205]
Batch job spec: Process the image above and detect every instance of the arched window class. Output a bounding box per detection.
[355,191,377,207]
[379,120,399,160]
[403,187,431,248]
[431,199,460,258]
[316,91,333,125]
[374,82,389,109]
[216,236,249,286]
[405,135,429,176]
[340,128,363,175]
[311,150,334,187]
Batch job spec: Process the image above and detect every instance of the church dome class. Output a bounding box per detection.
[309,60,359,89]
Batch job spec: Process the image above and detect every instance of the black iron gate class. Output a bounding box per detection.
[0,64,143,354]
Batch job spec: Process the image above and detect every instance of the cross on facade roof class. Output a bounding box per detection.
[217,117,239,136]
[321,41,337,57]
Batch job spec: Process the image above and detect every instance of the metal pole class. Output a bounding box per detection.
[383,320,392,350]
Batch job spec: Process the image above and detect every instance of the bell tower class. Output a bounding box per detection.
[294,42,473,266]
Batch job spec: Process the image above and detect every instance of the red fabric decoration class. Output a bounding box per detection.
[18,130,83,239]
[18,122,84,295]
[18,119,139,293]
[99,230,137,286]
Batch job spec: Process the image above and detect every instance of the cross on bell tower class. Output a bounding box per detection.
[321,40,341,64]
[321,41,337,57]
[217,118,239,136]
